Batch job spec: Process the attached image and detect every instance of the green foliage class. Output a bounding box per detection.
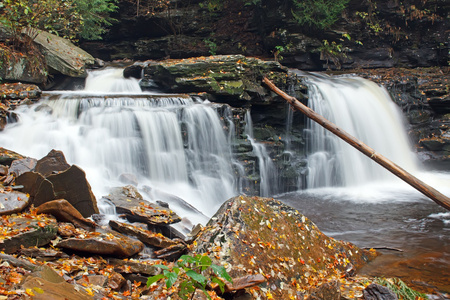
[204,38,218,55]
[73,0,118,40]
[242,0,261,6]
[374,278,428,300]
[291,0,350,29]
[273,43,292,62]
[147,254,233,300]
[0,0,117,41]
[317,39,347,68]
[356,11,383,34]
[199,0,223,12]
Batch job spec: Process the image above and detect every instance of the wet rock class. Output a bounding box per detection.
[20,265,92,300]
[35,149,71,177]
[46,165,98,217]
[108,272,126,290]
[9,157,37,177]
[109,220,180,248]
[108,258,158,276]
[123,64,143,79]
[0,147,24,166]
[221,274,265,293]
[363,283,398,300]
[110,184,143,200]
[145,186,208,222]
[0,165,8,176]
[36,199,97,231]
[143,55,304,106]
[118,173,139,186]
[154,243,188,260]
[191,195,378,299]
[18,247,69,261]
[56,229,144,258]
[57,222,78,237]
[106,186,181,225]
[76,274,108,287]
[0,191,30,215]
[16,171,56,206]
[0,216,58,254]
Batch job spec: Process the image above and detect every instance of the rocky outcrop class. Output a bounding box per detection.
[25,29,95,78]
[81,0,449,71]
[140,55,306,106]
[190,195,378,299]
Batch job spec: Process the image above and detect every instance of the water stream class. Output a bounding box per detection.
[0,68,240,222]
[1,68,449,293]
[281,73,450,294]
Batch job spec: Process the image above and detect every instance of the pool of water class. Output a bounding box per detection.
[278,180,450,296]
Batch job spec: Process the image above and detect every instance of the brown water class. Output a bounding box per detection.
[279,187,450,297]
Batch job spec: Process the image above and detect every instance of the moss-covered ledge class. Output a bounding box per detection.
[141,55,306,106]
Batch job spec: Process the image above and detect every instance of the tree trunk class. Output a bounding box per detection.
[263,77,450,211]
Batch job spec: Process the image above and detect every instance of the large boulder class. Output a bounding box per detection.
[191,195,378,299]
[143,55,306,106]
[46,165,99,217]
[25,29,95,78]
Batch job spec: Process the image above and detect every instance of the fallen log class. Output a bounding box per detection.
[263,77,450,211]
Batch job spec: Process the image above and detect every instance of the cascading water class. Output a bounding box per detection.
[244,110,278,197]
[303,74,420,189]
[0,68,240,222]
[280,73,450,292]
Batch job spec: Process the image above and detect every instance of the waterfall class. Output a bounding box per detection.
[0,68,239,221]
[244,110,278,196]
[303,74,420,188]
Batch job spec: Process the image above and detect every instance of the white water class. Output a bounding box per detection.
[244,110,278,196]
[304,75,420,188]
[0,68,240,223]
[295,73,450,206]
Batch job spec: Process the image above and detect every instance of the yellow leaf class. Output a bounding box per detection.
[33,287,44,294]
[26,289,35,296]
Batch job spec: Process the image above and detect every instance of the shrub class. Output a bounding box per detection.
[291,0,350,29]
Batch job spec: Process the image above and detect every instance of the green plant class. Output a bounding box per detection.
[242,0,261,6]
[273,43,292,62]
[317,39,348,69]
[374,278,428,300]
[291,0,350,29]
[147,254,233,300]
[204,38,218,55]
[0,0,118,41]
[199,0,223,12]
